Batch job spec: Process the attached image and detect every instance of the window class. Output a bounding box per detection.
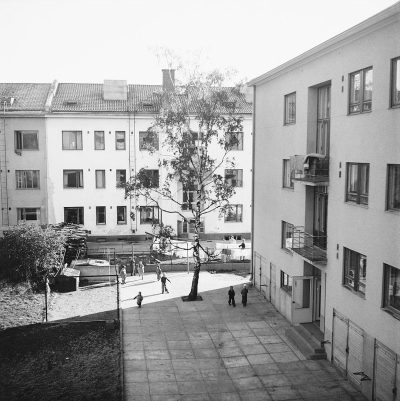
[281,221,294,250]
[94,131,105,150]
[116,170,126,187]
[183,219,204,234]
[15,131,39,150]
[16,170,40,189]
[280,271,292,294]
[142,170,159,188]
[139,206,160,224]
[95,170,106,189]
[349,67,373,114]
[387,164,400,211]
[225,204,243,222]
[343,247,366,296]
[391,57,400,108]
[17,208,40,222]
[96,206,106,225]
[117,206,127,224]
[225,132,243,150]
[115,131,126,150]
[182,187,196,211]
[283,159,294,189]
[383,264,400,316]
[64,207,84,225]
[225,169,243,187]
[139,131,159,150]
[346,163,369,205]
[284,92,296,125]
[62,131,83,150]
[63,170,83,188]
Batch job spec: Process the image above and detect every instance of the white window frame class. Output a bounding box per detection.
[62,131,83,150]
[115,131,126,150]
[16,170,40,189]
[15,130,39,151]
[63,170,84,188]
[95,170,106,189]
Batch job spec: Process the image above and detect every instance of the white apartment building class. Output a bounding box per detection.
[249,3,399,400]
[0,71,252,240]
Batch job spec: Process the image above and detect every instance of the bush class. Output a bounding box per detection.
[0,223,66,290]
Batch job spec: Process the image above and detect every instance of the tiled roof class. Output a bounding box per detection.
[0,83,52,111]
[51,83,252,114]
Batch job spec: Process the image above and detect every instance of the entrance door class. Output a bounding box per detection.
[374,340,399,401]
[313,277,321,321]
[291,276,313,324]
[313,187,328,249]
[316,85,330,156]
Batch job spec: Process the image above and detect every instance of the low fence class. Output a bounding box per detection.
[45,274,120,323]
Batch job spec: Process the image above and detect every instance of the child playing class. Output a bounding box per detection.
[134,291,143,308]
[228,286,236,307]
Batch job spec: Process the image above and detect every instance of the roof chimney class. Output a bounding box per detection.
[103,80,128,101]
[162,69,175,91]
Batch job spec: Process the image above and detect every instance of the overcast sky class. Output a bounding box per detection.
[0,0,397,84]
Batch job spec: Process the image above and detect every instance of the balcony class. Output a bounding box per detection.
[290,154,329,185]
[291,226,327,264]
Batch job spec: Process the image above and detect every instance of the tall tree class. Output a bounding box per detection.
[125,69,245,300]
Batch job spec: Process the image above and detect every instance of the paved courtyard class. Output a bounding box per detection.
[121,272,366,401]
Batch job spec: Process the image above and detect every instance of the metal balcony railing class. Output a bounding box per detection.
[290,154,329,184]
[291,226,327,263]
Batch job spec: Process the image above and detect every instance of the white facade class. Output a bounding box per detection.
[45,112,252,239]
[250,3,399,400]
[0,77,252,240]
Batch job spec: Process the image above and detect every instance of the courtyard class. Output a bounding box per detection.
[120,272,366,401]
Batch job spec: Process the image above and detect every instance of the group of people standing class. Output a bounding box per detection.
[228,284,248,307]
[118,257,145,284]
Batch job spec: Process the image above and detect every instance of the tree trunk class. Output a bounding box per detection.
[187,189,202,300]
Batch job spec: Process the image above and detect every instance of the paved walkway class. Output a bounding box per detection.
[120,272,366,401]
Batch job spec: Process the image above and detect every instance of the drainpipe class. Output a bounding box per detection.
[250,85,256,285]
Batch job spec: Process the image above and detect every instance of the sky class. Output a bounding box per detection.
[0,0,398,85]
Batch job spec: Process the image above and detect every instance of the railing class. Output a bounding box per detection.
[290,155,329,184]
[291,226,327,263]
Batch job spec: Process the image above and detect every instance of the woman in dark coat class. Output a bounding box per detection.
[241,284,248,307]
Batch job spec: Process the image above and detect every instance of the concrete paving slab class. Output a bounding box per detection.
[121,271,367,401]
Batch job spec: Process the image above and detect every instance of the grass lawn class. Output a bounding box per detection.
[0,282,121,401]
[0,282,45,330]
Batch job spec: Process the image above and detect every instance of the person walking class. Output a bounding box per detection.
[241,284,248,307]
[156,263,162,281]
[239,240,246,260]
[133,291,143,308]
[138,260,144,280]
[119,264,127,284]
[228,286,236,307]
[161,273,171,294]
[128,257,134,276]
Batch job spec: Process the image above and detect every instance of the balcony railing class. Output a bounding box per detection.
[291,226,327,263]
[290,154,329,184]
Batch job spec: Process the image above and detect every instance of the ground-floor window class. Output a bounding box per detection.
[280,270,292,294]
[96,206,106,225]
[343,247,366,296]
[17,208,40,222]
[64,207,84,225]
[183,219,204,234]
[383,264,400,317]
[117,206,127,224]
